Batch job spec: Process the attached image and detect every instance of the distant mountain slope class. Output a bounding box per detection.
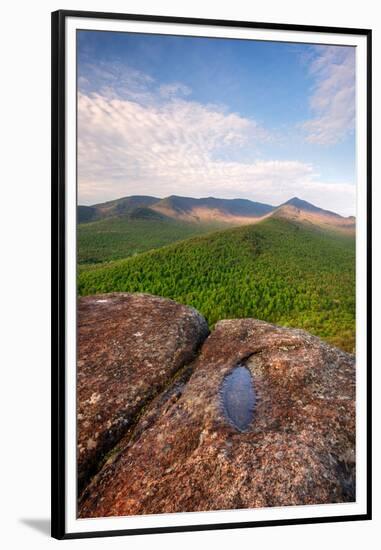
[78,205,98,223]
[151,195,274,223]
[79,194,354,229]
[78,196,159,223]
[272,197,355,234]
[78,194,355,263]
[282,197,339,215]
[128,207,168,221]
[79,217,355,352]
[78,194,275,224]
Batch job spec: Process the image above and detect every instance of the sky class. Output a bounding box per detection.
[77,30,356,216]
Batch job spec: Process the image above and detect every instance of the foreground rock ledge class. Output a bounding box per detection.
[79,303,355,517]
[77,293,209,493]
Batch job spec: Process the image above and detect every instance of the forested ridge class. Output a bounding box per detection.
[78,218,355,352]
[78,215,227,264]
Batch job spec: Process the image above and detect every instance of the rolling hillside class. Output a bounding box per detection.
[78,195,355,264]
[78,217,355,352]
[78,194,274,224]
[78,196,159,222]
[78,215,228,264]
[150,195,274,223]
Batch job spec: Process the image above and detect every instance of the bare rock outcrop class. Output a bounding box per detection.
[77,293,209,493]
[78,305,355,517]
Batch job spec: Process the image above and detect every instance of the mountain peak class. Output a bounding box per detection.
[272,197,356,233]
[284,197,313,208]
[280,197,334,215]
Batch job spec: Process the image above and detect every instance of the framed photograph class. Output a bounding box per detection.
[51,10,372,540]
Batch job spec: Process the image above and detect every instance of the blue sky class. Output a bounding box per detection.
[77,30,356,215]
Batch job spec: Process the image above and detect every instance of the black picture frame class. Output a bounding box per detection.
[51,9,372,540]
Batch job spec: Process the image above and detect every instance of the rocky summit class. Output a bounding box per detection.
[77,293,209,494]
[78,293,355,517]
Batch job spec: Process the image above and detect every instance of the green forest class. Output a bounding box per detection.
[78,215,226,264]
[78,218,355,352]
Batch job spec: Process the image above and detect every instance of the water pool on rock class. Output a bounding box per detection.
[221,364,256,431]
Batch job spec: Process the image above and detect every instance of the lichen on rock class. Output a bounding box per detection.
[77,292,209,494]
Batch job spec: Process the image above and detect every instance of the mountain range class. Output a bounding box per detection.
[78,195,355,232]
[78,193,356,352]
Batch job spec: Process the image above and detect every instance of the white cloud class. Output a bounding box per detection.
[302,46,355,145]
[78,91,264,194]
[79,60,155,104]
[78,87,355,216]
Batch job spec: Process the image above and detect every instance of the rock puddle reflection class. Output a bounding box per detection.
[221,364,256,431]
